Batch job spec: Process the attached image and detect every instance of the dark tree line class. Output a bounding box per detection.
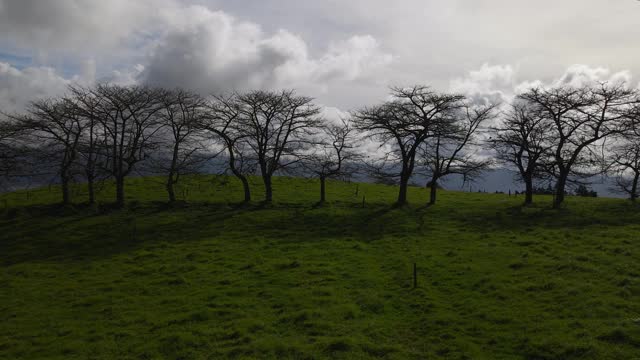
[492,83,640,207]
[2,82,640,208]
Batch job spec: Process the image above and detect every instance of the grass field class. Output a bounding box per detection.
[1,175,640,359]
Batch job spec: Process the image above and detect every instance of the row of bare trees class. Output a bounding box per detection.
[0,86,351,207]
[2,83,640,208]
[492,84,640,208]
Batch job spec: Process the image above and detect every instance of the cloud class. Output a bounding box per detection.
[0,0,172,56]
[141,6,392,94]
[450,64,516,105]
[451,63,638,106]
[0,2,393,109]
[315,35,393,83]
[0,62,71,113]
[100,64,146,86]
[320,106,350,125]
[553,64,632,88]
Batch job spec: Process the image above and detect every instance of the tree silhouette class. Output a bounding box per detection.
[12,98,84,205]
[147,89,210,203]
[353,86,465,205]
[235,90,322,203]
[421,102,496,205]
[491,102,551,205]
[519,84,637,208]
[88,85,165,208]
[302,118,361,203]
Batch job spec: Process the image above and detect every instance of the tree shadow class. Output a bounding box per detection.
[458,200,640,233]
[0,200,404,265]
[2,196,638,266]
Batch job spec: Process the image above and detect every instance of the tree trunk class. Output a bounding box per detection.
[631,172,639,202]
[524,177,533,206]
[239,176,251,203]
[553,173,568,209]
[87,176,95,205]
[168,143,179,203]
[397,169,410,205]
[166,174,176,203]
[61,176,70,205]
[229,169,251,203]
[116,176,125,208]
[429,178,438,205]
[264,175,273,203]
[320,176,326,203]
[227,143,251,203]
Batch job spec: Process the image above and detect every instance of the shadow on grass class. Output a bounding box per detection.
[2,198,639,266]
[0,200,402,265]
[457,200,640,233]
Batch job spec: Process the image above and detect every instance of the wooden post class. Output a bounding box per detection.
[355,184,359,196]
[413,263,417,288]
[362,195,365,208]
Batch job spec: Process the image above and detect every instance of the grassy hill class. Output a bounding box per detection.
[1,176,640,359]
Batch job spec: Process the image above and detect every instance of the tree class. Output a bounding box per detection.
[89,84,164,208]
[421,102,496,205]
[575,184,597,197]
[609,138,640,201]
[303,118,360,203]
[69,85,107,205]
[491,102,551,205]
[153,89,208,203]
[202,94,254,203]
[235,90,322,203]
[519,84,637,208]
[353,86,465,205]
[0,118,21,180]
[13,98,84,205]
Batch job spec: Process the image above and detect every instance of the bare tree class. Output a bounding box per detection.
[421,103,496,205]
[12,98,84,205]
[609,137,640,201]
[69,86,107,205]
[202,94,254,203]
[302,118,361,203]
[519,84,637,208]
[0,118,20,180]
[490,102,551,205]
[235,90,322,203]
[353,86,465,205]
[89,84,164,208]
[152,89,208,203]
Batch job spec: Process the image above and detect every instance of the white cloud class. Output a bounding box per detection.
[320,106,350,125]
[142,6,392,95]
[0,62,70,112]
[450,63,516,105]
[451,63,638,107]
[316,35,393,83]
[0,2,393,109]
[101,64,146,86]
[553,64,632,88]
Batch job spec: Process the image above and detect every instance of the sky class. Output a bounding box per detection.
[1,0,640,114]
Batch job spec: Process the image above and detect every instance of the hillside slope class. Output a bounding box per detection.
[1,176,640,359]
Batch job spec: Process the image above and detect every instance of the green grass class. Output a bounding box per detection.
[1,175,640,359]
